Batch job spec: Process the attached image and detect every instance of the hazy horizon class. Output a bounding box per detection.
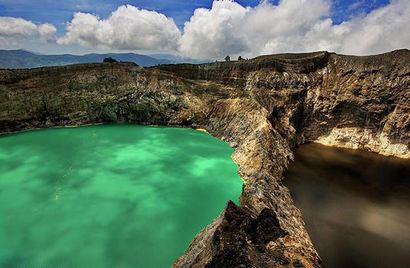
[1,0,409,60]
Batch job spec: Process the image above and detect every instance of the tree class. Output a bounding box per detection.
[225,55,231,62]
[103,57,118,63]
[238,56,244,61]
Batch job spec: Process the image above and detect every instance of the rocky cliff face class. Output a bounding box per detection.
[0,50,409,267]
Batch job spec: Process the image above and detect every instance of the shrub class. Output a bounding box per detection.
[103,57,118,63]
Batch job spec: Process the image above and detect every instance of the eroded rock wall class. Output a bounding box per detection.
[0,50,409,268]
[301,50,410,158]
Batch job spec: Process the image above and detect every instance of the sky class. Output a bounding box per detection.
[0,0,408,59]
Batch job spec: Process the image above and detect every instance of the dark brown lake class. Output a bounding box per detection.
[285,143,410,268]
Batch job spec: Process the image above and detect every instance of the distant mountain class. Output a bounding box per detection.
[149,53,208,64]
[0,50,174,69]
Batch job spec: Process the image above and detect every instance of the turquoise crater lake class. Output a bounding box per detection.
[0,125,242,268]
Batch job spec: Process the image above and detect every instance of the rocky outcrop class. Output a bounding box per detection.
[175,201,291,268]
[0,50,409,267]
[300,50,410,158]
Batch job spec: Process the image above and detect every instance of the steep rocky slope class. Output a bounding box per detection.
[0,49,409,267]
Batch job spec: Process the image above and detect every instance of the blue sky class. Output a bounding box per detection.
[0,0,407,57]
[0,0,389,32]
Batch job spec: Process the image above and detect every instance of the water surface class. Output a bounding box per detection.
[0,125,242,268]
[285,143,410,268]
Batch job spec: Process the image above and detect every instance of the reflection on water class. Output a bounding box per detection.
[0,125,242,268]
[285,143,410,268]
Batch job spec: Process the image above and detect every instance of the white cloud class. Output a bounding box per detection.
[178,0,410,59]
[178,0,249,60]
[1,0,409,58]
[179,0,332,59]
[57,4,181,51]
[0,17,56,45]
[337,0,410,55]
